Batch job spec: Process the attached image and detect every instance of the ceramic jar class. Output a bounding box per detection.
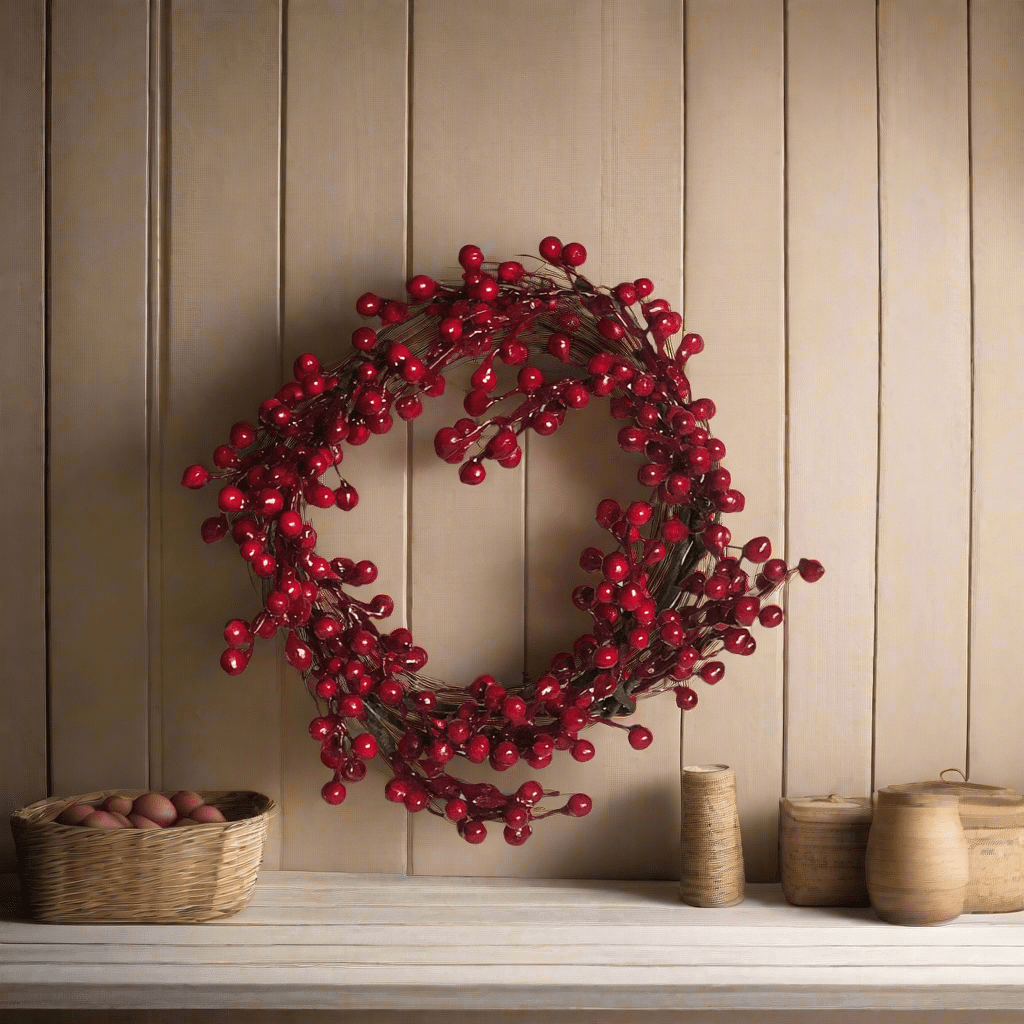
[866,787,969,925]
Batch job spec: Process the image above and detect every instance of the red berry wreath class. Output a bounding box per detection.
[183,235,823,846]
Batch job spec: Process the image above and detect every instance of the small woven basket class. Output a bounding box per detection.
[10,789,276,923]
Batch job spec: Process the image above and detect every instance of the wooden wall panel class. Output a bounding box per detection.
[873,0,971,790]
[407,0,683,877]
[48,0,151,796]
[784,0,878,799]
[682,0,787,881]
[516,0,683,880]
[406,0,594,875]
[279,0,409,872]
[967,0,1024,790]
[0,0,47,872]
[161,0,285,865]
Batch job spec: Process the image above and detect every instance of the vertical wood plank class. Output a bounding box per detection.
[279,0,408,872]
[967,0,1024,790]
[0,0,47,870]
[784,0,878,799]
[682,0,786,881]
[406,0,592,875]
[516,0,684,880]
[162,0,284,866]
[48,0,151,795]
[874,0,971,790]
[407,0,682,877]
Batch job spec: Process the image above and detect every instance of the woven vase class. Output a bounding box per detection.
[680,764,745,907]
[866,787,969,926]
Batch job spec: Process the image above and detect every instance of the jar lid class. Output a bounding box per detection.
[876,786,960,809]
[781,794,872,823]
[885,781,1024,827]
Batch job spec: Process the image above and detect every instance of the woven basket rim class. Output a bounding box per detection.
[11,789,277,828]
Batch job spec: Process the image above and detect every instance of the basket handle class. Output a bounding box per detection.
[940,767,967,783]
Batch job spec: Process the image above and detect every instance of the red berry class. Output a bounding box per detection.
[538,235,563,261]
[352,733,378,760]
[460,820,488,844]
[759,605,784,628]
[445,798,468,821]
[798,558,825,582]
[614,282,638,304]
[627,725,653,750]
[220,648,250,675]
[355,292,381,316]
[675,686,698,710]
[182,464,212,489]
[561,241,587,266]
[689,398,716,420]
[458,244,484,270]
[593,645,619,669]
[625,500,652,526]
[662,518,689,544]
[764,558,788,582]
[602,552,630,582]
[680,332,704,356]
[384,778,408,803]
[598,317,624,341]
[734,596,760,626]
[406,274,437,299]
[459,460,486,486]
[321,781,347,805]
[700,661,725,684]
[743,536,772,563]
[497,260,525,282]
[702,524,731,555]
[571,739,596,762]
[547,332,572,362]
[565,793,592,817]
[517,366,544,392]
[633,278,654,298]
[335,484,359,511]
[201,516,228,543]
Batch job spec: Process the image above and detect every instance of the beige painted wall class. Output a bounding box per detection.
[2,0,1022,884]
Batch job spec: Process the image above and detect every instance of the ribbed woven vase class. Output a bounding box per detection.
[866,787,969,926]
[680,764,744,907]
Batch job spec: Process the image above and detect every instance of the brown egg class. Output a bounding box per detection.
[171,790,205,817]
[81,810,127,829]
[101,795,134,816]
[170,816,199,827]
[109,812,134,828]
[189,804,226,824]
[128,813,161,829]
[131,792,176,827]
[56,803,94,826]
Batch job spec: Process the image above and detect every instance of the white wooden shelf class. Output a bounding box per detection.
[3,871,1024,1011]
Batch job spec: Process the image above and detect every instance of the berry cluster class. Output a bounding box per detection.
[183,236,823,846]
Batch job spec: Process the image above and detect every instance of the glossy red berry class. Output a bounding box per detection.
[406,274,437,299]
[321,781,347,805]
[538,235,563,261]
[700,661,725,684]
[675,686,699,710]
[798,558,825,582]
[445,798,469,821]
[702,524,731,556]
[565,793,593,817]
[561,241,587,266]
[458,243,484,269]
[628,725,653,750]
[460,820,488,844]
[355,291,381,316]
[743,536,772,563]
[201,516,228,543]
[759,604,784,628]
[384,778,408,803]
[459,460,486,486]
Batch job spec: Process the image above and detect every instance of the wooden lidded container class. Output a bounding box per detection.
[780,795,872,907]
[866,787,969,925]
[885,778,1024,913]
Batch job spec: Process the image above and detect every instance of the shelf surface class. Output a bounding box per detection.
[3,871,1024,1010]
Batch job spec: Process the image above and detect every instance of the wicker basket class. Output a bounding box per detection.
[780,795,872,908]
[10,789,276,923]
